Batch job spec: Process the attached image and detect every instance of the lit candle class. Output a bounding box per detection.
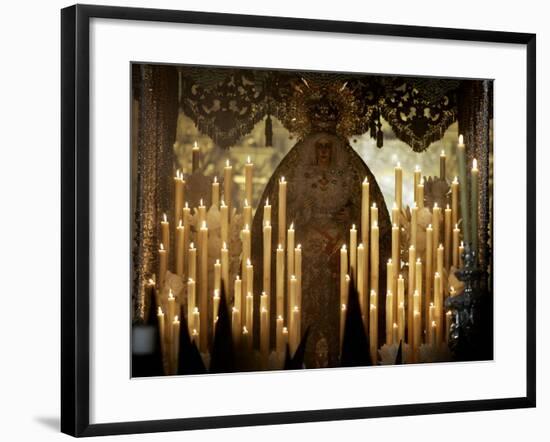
[198,221,208,350]
[292,306,301,356]
[391,223,399,305]
[407,245,416,346]
[167,289,176,326]
[413,295,421,356]
[221,242,229,295]
[340,245,349,307]
[243,199,252,228]
[224,160,233,216]
[370,221,379,301]
[233,275,242,313]
[451,177,459,229]
[349,225,357,283]
[411,202,418,249]
[278,177,287,247]
[245,292,253,336]
[440,150,446,180]
[183,203,191,271]
[192,307,200,343]
[174,170,185,225]
[290,277,299,353]
[397,275,405,343]
[158,243,167,287]
[232,307,241,346]
[386,259,394,320]
[260,292,270,357]
[172,315,180,375]
[340,303,347,349]
[428,302,435,344]
[198,199,206,226]
[175,221,185,277]
[246,259,253,304]
[220,200,229,245]
[214,259,221,293]
[276,315,284,353]
[434,272,442,345]
[437,244,444,300]
[187,278,196,335]
[452,224,460,268]
[192,141,200,173]
[241,225,251,313]
[282,326,289,352]
[264,198,272,225]
[276,244,285,319]
[415,259,423,335]
[386,290,393,345]
[471,158,479,258]
[398,301,405,345]
[244,156,253,206]
[395,162,403,211]
[161,213,170,253]
[370,203,378,226]
[413,165,421,203]
[357,243,366,323]
[444,204,452,271]
[287,223,295,317]
[295,244,302,309]
[361,178,370,248]
[157,307,166,366]
[369,300,378,364]
[188,242,196,282]
[425,224,433,324]
[213,289,220,332]
[263,222,272,297]
[459,241,465,268]
[457,135,470,243]
[417,178,425,209]
[211,176,220,209]
[432,203,441,259]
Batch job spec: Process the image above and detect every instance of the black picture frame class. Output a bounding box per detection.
[61,4,536,437]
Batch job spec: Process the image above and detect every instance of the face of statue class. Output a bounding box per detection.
[316,139,332,166]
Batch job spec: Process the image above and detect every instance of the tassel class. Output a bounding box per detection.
[265,114,273,147]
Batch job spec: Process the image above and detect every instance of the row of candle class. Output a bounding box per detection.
[155,147,304,370]
[340,135,479,362]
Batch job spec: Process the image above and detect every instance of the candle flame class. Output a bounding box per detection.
[352,223,356,230]
[185,202,189,209]
[342,244,347,251]
[200,198,204,206]
[388,258,392,264]
[446,204,450,209]
[159,243,165,251]
[178,220,183,228]
[290,222,294,230]
[226,159,231,167]
[193,307,199,314]
[168,289,174,299]
[147,278,155,286]
[265,197,270,206]
[428,223,432,229]
[188,278,194,283]
[414,290,419,296]
[163,213,167,222]
[278,244,283,250]
[393,323,398,329]
[244,198,249,207]
[232,307,239,313]
[157,306,163,315]
[173,315,179,323]
[261,307,268,313]
[190,242,195,249]
[372,203,377,208]
[370,289,377,296]
[213,176,217,183]
[242,326,249,334]
[396,161,401,168]
[235,275,240,281]
[409,244,415,251]
[435,272,440,277]
[453,176,459,184]
[398,274,404,280]
[363,177,368,184]
[277,315,283,321]
[293,305,299,312]
[201,221,207,229]
[213,290,220,298]
[192,329,198,336]
[460,241,464,247]
[434,202,438,208]
[291,274,296,281]
[370,304,376,310]
[193,141,198,149]
[441,150,445,156]
[247,155,251,164]
[280,176,285,183]
[341,304,346,311]
[220,199,226,207]
[373,221,378,228]
[282,327,288,334]
[246,258,251,266]
[244,224,249,231]
[297,244,301,249]
[472,158,478,170]
[215,259,220,265]
[432,321,437,327]
[345,274,350,281]
[416,258,421,263]
[459,134,464,144]
[222,241,227,249]
[415,165,420,172]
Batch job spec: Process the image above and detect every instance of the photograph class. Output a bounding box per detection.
[130,63,494,376]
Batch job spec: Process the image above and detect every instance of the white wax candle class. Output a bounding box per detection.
[244,156,254,206]
[211,176,220,209]
[349,224,357,283]
[224,160,233,216]
[278,177,287,247]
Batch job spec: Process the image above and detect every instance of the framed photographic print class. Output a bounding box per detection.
[61,4,536,437]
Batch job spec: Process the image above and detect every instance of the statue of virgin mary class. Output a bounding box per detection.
[251,95,391,368]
